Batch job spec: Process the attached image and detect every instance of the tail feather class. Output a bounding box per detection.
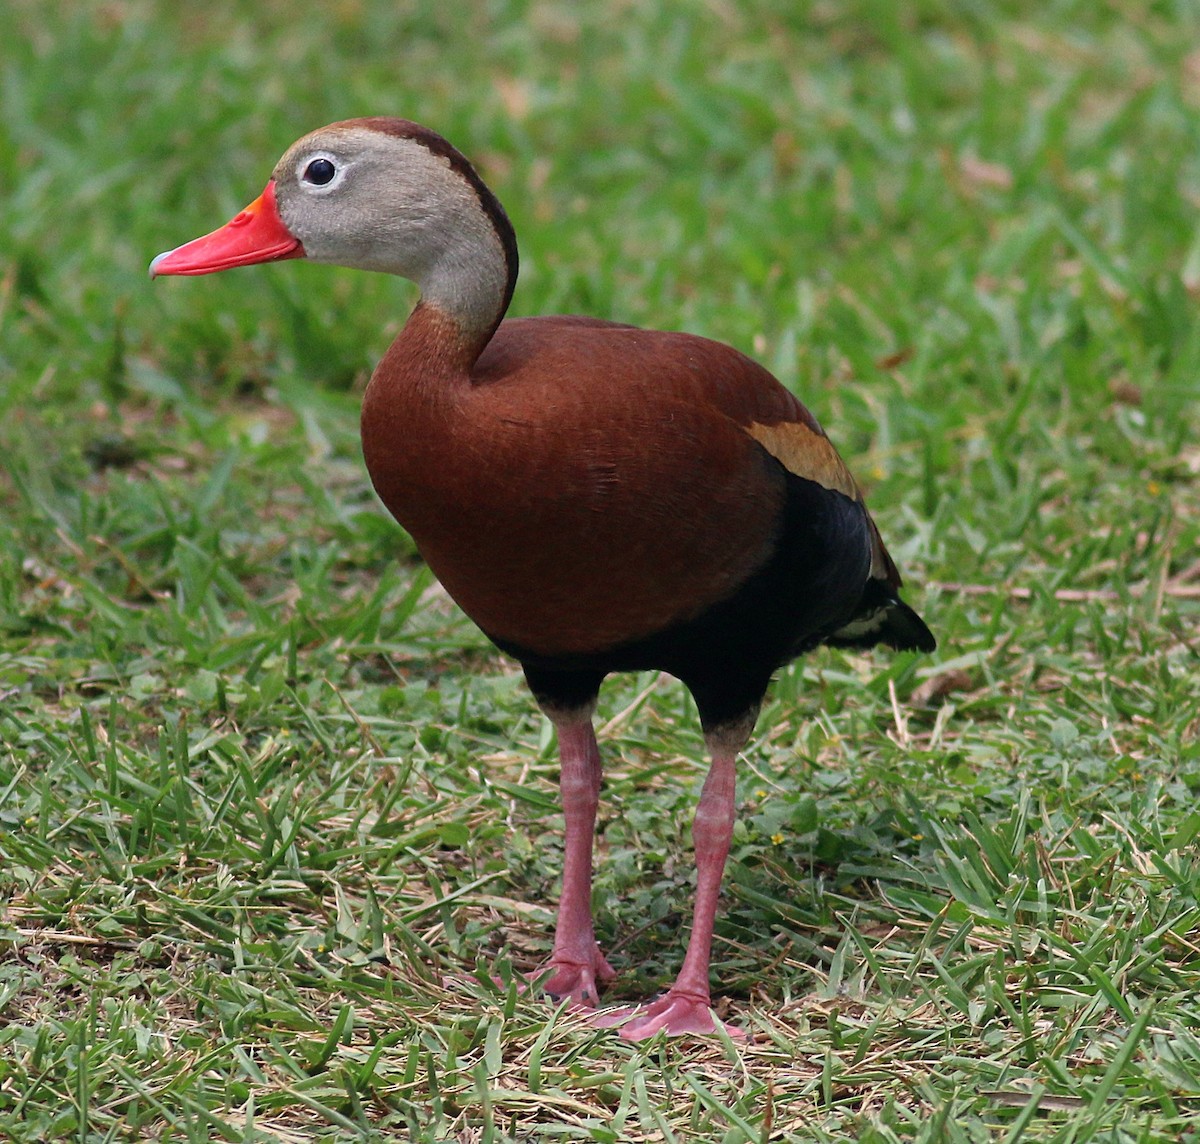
[826,578,935,653]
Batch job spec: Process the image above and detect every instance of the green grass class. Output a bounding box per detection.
[2,0,1200,1139]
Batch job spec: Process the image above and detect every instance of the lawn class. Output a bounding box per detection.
[2,0,1200,1140]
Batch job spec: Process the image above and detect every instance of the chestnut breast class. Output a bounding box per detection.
[361,315,826,657]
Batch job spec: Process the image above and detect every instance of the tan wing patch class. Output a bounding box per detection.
[745,420,861,500]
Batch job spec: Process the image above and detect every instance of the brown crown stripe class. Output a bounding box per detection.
[745,420,861,500]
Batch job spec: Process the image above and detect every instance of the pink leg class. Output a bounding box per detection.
[600,739,745,1040]
[532,718,615,1008]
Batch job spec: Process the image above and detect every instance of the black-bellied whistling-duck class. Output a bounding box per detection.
[151,117,934,1040]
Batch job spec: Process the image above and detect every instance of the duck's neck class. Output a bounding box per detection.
[364,188,517,399]
[384,301,481,386]
[377,153,519,365]
[412,225,513,363]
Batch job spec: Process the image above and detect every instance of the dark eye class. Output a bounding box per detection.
[304,158,337,186]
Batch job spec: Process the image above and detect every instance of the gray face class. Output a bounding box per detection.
[268,125,510,335]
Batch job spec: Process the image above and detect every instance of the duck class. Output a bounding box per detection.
[151,117,935,1040]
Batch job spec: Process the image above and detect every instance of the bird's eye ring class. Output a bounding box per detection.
[303,158,337,186]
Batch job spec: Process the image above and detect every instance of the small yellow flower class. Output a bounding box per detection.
[770,832,785,846]
[755,789,768,800]
[1147,481,1161,495]
[912,833,924,841]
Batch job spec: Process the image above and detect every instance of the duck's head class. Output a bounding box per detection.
[151,118,517,339]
